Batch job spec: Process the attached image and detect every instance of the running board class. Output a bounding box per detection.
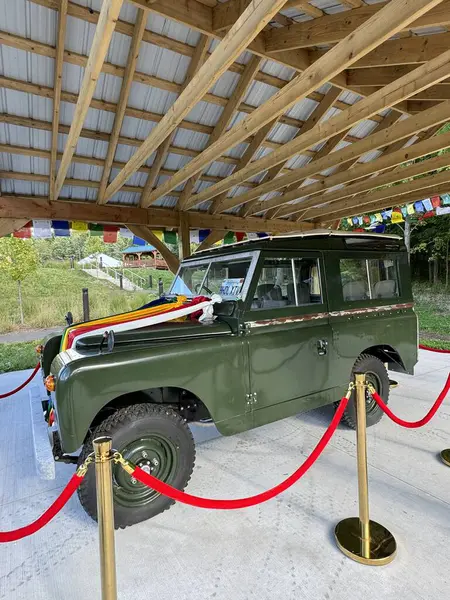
[29,385,55,480]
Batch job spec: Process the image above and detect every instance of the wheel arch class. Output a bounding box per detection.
[360,344,406,374]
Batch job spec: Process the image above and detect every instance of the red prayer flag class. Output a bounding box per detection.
[13,221,32,238]
[431,196,441,208]
[235,232,245,242]
[103,225,119,244]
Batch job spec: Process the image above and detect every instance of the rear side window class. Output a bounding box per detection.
[340,258,399,302]
[252,257,322,310]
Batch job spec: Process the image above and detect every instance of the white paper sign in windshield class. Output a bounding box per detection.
[219,278,244,300]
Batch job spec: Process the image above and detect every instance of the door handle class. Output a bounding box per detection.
[317,339,328,356]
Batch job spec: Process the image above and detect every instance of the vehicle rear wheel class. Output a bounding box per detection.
[337,354,389,429]
[77,403,195,529]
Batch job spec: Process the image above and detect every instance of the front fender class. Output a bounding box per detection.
[52,334,249,453]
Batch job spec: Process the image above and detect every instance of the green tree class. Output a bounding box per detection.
[0,238,39,324]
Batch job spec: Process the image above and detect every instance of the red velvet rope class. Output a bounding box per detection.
[0,363,40,399]
[0,473,83,542]
[131,397,349,510]
[370,373,450,429]
[419,344,450,354]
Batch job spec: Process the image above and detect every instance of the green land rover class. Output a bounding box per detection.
[39,231,417,528]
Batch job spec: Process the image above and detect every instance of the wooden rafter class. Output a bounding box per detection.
[145,0,446,210]
[139,34,210,208]
[229,87,341,217]
[177,55,262,211]
[283,1,324,18]
[103,0,288,203]
[97,8,147,205]
[310,30,450,69]
[49,0,68,202]
[264,1,450,52]
[228,99,450,215]
[54,0,124,199]
[127,225,180,274]
[0,195,313,234]
[184,48,450,211]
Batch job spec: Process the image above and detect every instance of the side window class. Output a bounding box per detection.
[252,257,322,310]
[340,258,399,301]
[368,258,399,299]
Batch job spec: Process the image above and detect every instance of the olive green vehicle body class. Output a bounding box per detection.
[43,233,417,454]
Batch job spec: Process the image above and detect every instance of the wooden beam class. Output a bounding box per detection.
[196,230,227,252]
[306,167,450,220]
[147,0,441,210]
[0,219,29,237]
[223,99,450,214]
[322,30,450,69]
[264,0,450,52]
[209,116,281,216]
[283,1,324,18]
[103,0,288,203]
[97,9,147,205]
[127,225,180,274]
[54,0,124,199]
[185,49,450,211]
[0,195,313,233]
[140,34,210,208]
[0,75,316,160]
[49,0,68,202]
[179,213,191,260]
[178,55,262,210]
[299,149,450,220]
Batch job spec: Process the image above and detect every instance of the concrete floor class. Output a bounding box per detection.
[0,350,449,600]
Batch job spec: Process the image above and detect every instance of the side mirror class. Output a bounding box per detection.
[65,311,74,326]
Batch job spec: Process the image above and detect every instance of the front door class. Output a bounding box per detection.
[243,252,333,422]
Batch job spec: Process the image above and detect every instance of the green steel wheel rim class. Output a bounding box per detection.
[113,434,178,508]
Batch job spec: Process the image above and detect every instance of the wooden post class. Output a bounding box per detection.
[179,213,190,260]
[82,288,90,322]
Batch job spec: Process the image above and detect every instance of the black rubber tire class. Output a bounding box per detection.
[337,354,389,429]
[77,404,195,529]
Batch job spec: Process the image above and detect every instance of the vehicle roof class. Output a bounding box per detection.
[188,230,404,261]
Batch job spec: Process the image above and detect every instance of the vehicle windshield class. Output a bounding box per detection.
[170,254,255,300]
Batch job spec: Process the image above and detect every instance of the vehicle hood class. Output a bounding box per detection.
[72,319,233,354]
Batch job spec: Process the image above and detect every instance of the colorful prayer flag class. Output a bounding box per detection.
[52,220,70,237]
[13,222,32,239]
[199,230,210,243]
[441,194,450,205]
[235,232,245,242]
[120,227,133,239]
[436,206,450,215]
[414,201,424,213]
[163,230,177,244]
[247,233,258,239]
[132,236,146,246]
[431,196,441,208]
[190,230,200,244]
[422,198,433,211]
[391,209,404,223]
[224,232,236,244]
[72,221,88,232]
[33,220,52,238]
[103,225,119,244]
[407,203,415,215]
[89,223,103,237]
[151,230,163,241]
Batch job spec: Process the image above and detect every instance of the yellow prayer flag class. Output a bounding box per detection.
[72,221,88,232]
[151,230,164,241]
[391,211,404,223]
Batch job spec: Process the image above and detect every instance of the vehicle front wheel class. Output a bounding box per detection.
[77,404,195,529]
[338,353,390,429]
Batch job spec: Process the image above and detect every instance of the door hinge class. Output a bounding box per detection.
[246,392,257,407]
[239,322,250,336]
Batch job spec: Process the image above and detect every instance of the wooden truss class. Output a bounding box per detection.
[1,0,450,261]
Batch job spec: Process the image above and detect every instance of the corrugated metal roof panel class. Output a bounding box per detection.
[285,97,318,121]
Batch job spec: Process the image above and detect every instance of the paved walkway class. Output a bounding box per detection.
[83,268,143,291]
[0,350,449,600]
[0,327,61,344]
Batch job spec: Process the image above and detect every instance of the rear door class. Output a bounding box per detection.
[243,251,334,412]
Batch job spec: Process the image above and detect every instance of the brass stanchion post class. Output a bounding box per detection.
[94,436,117,600]
[335,372,397,565]
[440,449,450,466]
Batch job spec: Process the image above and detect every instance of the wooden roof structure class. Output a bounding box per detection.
[1,0,450,271]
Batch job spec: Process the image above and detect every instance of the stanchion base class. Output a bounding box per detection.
[440,449,450,467]
[335,518,396,566]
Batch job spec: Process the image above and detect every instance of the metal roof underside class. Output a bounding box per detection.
[0,0,448,226]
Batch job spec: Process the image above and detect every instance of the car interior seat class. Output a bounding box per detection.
[373,279,397,298]
[342,280,367,301]
[286,282,310,305]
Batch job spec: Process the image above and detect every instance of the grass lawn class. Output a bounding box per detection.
[0,341,40,373]
[0,264,171,333]
[413,282,450,339]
